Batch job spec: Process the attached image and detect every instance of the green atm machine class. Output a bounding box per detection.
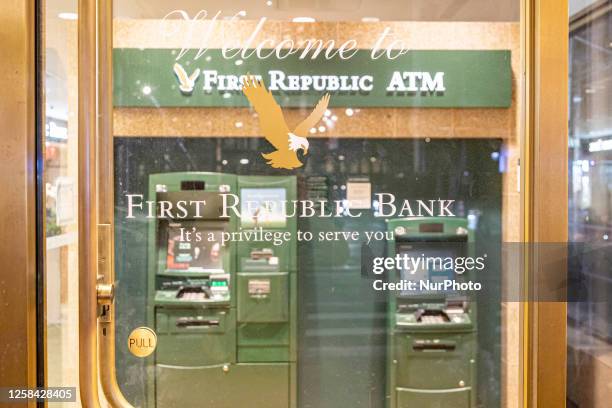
[386,217,477,408]
[146,172,297,408]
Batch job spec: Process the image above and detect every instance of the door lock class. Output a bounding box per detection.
[97,283,114,305]
[97,283,114,321]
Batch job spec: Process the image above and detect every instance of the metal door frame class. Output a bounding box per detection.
[0,0,570,407]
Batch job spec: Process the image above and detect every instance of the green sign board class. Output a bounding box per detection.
[113,49,511,108]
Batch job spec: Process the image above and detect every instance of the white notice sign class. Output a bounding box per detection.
[346,182,371,209]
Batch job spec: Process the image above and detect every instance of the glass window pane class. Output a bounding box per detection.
[568,2,612,407]
[41,1,524,407]
[43,0,80,401]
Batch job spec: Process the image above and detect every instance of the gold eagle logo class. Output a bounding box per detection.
[242,76,330,169]
[173,63,200,94]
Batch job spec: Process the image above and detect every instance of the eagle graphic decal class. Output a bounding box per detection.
[242,76,330,169]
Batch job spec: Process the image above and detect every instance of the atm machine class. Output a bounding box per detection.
[386,217,477,408]
[146,172,297,408]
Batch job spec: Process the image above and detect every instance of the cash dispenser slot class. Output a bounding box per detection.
[155,276,230,305]
[412,339,457,351]
[175,317,220,328]
[158,309,229,335]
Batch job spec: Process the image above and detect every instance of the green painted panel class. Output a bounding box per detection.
[155,307,236,366]
[114,49,512,108]
[238,323,290,346]
[237,345,289,363]
[156,363,289,408]
[237,272,289,322]
[396,388,471,408]
[394,332,476,390]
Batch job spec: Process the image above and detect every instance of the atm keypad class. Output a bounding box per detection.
[421,315,446,324]
[179,292,207,301]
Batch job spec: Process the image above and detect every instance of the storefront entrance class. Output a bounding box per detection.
[0,1,569,407]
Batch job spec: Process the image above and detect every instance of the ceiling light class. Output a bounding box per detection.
[589,139,612,152]
[58,12,78,20]
[292,17,316,23]
[266,0,273,6]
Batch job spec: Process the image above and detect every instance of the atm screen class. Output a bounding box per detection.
[396,242,465,297]
[240,188,287,228]
[166,225,223,271]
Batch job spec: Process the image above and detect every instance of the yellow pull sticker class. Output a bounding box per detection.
[127,327,157,358]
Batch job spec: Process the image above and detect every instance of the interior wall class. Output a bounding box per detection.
[114,20,519,141]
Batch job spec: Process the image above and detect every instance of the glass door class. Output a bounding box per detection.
[36,1,565,407]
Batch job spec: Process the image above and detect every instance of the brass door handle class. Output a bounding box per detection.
[97,283,114,305]
[79,0,134,406]
[97,223,133,408]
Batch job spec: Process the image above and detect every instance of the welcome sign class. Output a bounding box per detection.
[113,49,511,108]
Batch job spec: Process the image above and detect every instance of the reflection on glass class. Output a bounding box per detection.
[568,1,612,407]
[114,137,505,407]
[110,0,522,404]
[43,0,80,403]
[40,1,523,407]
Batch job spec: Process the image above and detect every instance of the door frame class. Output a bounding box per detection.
[522,1,568,407]
[0,0,569,407]
[0,2,38,408]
